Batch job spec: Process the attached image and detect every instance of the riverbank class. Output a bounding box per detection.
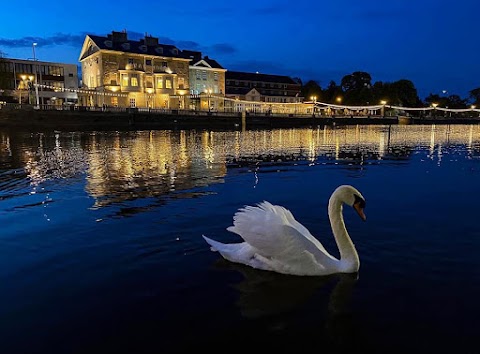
[1,109,479,131]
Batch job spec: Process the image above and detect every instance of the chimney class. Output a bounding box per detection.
[144,34,159,46]
[111,30,128,43]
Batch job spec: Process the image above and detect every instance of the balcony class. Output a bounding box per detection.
[123,63,145,71]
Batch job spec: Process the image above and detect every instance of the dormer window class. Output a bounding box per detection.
[155,47,163,54]
[104,40,113,48]
[139,45,147,52]
[171,48,178,55]
[121,43,130,50]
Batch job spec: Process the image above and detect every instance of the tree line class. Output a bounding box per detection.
[298,71,480,109]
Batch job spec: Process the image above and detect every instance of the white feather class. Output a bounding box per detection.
[203,185,365,276]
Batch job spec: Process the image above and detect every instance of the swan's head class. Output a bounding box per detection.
[333,185,367,221]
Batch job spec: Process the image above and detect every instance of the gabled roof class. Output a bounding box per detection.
[187,52,225,70]
[226,71,298,85]
[203,56,224,69]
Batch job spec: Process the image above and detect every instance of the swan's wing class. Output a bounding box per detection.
[227,202,337,267]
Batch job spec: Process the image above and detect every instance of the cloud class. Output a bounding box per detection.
[0,31,235,56]
[209,43,236,55]
[0,33,86,48]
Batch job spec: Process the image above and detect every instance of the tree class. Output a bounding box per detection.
[0,51,11,102]
[469,88,480,105]
[292,77,303,86]
[390,80,421,107]
[341,71,372,92]
[323,80,343,104]
[300,80,322,102]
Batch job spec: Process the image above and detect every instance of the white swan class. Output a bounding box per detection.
[203,185,366,276]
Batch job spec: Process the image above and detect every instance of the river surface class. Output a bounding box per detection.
[1,124,479,353]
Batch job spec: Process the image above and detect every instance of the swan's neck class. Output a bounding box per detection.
[328,197,360,272]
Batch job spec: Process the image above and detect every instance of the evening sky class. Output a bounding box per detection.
[0,0,478,100]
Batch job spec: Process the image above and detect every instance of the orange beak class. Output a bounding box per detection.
[353,202,366,221]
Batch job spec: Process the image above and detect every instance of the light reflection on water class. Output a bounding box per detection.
[1,125,479,209]
[0,124,480,353]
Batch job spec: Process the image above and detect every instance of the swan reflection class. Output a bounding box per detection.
[214,260,359,350]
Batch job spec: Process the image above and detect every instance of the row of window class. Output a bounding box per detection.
[227,81,290,89]
[120,74,174,89]
[194,71,219,81]
[0,62,72,78]
[190,84,222,95]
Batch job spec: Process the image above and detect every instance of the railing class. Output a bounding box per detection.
[1,103,479,120]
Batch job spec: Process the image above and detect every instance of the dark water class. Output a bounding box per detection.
[0,125,479,354]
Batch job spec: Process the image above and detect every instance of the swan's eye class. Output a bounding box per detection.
[354,194,366,208]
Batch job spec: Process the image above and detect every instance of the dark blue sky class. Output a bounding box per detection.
[1,0,478,99]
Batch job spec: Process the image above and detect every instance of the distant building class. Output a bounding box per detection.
[225,71,302,103]
[0,57,78,105]
[79,30,194,109]
[183,50,226,111]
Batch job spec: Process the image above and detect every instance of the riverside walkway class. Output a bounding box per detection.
[0,104,479,131]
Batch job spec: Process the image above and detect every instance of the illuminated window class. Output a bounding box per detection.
[178,77,184,89]
[131,75,138,87]
[122,74,129,86]
[129,98,136,108]
[166,79,172,89]
[157,78,163,88]
[214,72,218,81]
[111,97,118,107]
[196,71,201,80]
[202,71,207,80]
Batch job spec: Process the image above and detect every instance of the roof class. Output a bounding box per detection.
[203,56,224,69]
[183,50,202,62]
[226,71,299,85]
[185,51,225,70]
[81,31,225,68]
[226,86,300,97]
[225,87,255,95]
[87,34,191,60]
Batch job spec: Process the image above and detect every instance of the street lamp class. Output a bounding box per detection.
[432,103,438,118]
[335,97,342,116]
[380,100,387,117]
[32,43,40,109]
[472,105,478,118]
[206,89,212,113]
[19,74,34,106]
[310,95,317,117]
